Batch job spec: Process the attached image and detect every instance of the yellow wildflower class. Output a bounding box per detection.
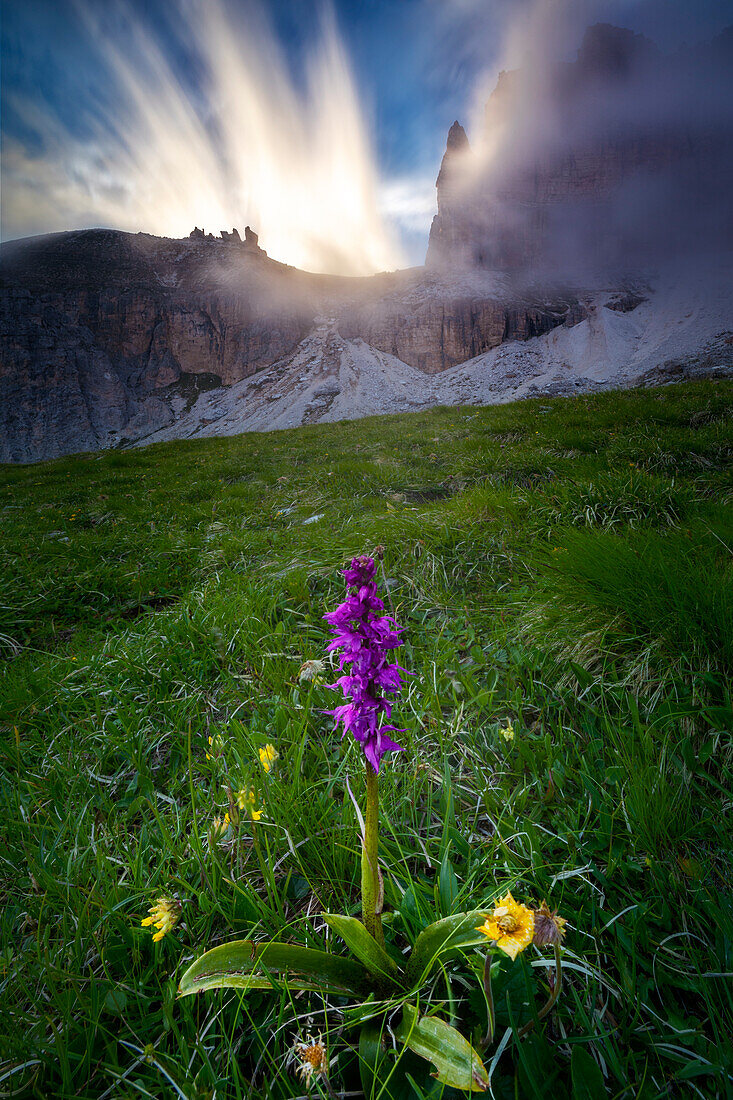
[259,743,279,773]
[206,734,224,760]
[141,895,181,943]
[291,1033,329,1084]
[532,900,567,947]
[476,892,535,960]
[501,719,515,742]
[236,788,263,821]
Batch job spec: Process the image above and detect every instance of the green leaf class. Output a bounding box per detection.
[343,996,396,1027]
[399,883,432,935]
[321,914,403,986]
[178,939,369,998]
[703,704,733,731]
[395,1004,489,1092]
[405,911,488,988]
[569,662,594,689]
[571,1047,606,1099]
[103,989,127,1015]
[359,1021,383,1100]
[438,849,459,916]
[358,1020,403,1100]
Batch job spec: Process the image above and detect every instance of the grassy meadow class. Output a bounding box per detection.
[0,379,732,1099]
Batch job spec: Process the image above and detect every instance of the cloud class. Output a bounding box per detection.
[379,175,436,233]
[1,0,405,275]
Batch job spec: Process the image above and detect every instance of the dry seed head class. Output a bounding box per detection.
[532,900,567,946]
[292,1033,329,1083]
[298,659,325,682]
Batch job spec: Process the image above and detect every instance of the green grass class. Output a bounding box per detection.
[0,380,731,1099]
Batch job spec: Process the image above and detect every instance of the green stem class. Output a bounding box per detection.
[251,819,279,915]
[518,943,563,1038]
[361,761,384,946]
[478,954,495,1050]
[537,943,563,1023]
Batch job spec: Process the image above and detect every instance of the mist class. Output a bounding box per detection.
[1,0,404,276]
[431,0,733,281]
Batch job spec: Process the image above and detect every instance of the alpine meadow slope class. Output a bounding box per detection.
[1,381,732,1097]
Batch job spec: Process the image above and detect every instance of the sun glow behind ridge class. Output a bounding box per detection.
[1,0,405,275]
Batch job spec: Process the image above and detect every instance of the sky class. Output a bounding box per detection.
[2,0,733,271]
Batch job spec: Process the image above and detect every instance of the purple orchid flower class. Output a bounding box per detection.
[324,555,407,772]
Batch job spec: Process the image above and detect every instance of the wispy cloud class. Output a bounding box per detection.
[1,0,406,275]
[380,175,436,234]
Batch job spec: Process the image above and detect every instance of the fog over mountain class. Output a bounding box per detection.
[427,16,733,279]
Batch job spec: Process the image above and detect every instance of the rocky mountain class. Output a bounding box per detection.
[0,228,586,461]
[426,23,733,275]
[1,22,732,463]
[136,267,733,447]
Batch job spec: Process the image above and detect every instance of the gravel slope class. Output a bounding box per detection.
[138,262,733,446]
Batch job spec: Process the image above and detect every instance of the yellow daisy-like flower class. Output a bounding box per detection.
[236,788,263,821]
[476,893,535,960]
[501,720,515,742]
[141,895,181,943]
[259,743,279,773]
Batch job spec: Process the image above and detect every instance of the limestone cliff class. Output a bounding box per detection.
[1,229,585,460]
[426,23,733,274]
[0,228,319,459]
[338,284,574,374]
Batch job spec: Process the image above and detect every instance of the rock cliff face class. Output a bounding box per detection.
[338,285,574,374]
[0,228,322,459]
[427,23,733,273]
[0,289,130,463]
[1,229,314,387]
[134,268,733,447]
[0,229,586,459]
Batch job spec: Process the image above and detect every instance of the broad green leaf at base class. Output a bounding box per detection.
[405,911,489,987]
[395,1004,489,1092]
[322,913,403,986]
[178,939,369,998]
[571,1046,606,1098]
